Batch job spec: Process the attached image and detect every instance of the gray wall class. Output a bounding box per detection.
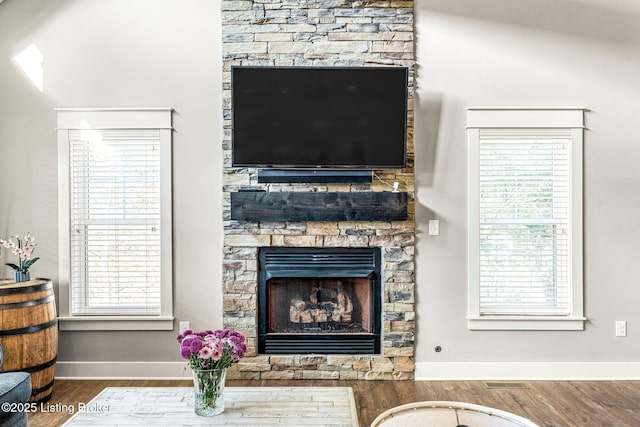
[414,0,640,368]
[1,0,638,372]
[0,0,223,362]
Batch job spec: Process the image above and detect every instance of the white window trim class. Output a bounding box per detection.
[467,108,586,331]
[57,108,174,331]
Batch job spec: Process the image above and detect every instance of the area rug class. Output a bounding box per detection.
[61,386,359,426]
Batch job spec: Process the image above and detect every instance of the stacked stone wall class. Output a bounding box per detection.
[222,0,415,380]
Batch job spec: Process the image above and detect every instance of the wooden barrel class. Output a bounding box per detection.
[0,278,58,403]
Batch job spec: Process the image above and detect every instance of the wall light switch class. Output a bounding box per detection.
[616,320,627,337]
[179,321,190,333]
[428,220,440,236]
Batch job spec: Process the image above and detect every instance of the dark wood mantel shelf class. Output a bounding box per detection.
[230,191,408,222]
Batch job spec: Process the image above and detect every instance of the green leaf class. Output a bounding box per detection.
[6,263,19,271]
[23,258,39,269]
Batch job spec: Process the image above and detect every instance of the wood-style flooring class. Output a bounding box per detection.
[27,379,640,427]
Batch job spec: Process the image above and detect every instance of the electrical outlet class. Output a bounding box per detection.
[179,321,190,333]
[428,220,440,236]
[615,320,627,337]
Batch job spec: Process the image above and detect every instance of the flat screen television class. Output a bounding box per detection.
[231,66,408,169]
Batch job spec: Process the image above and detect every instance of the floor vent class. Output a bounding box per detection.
[484,382,530,389]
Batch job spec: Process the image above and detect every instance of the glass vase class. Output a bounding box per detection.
[191,368,226,416]
[14,271,30,283]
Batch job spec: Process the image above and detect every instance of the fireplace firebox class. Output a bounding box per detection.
[258,247,381,354]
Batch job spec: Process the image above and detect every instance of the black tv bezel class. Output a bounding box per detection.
[230,66,409,170]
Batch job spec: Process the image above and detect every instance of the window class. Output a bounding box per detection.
[57,108,173,330]
[467,109,585,330]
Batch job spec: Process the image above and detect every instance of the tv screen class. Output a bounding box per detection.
[231,66,408,169]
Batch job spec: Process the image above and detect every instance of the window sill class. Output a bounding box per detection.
[467,316,586,331]
[58,316,175,331]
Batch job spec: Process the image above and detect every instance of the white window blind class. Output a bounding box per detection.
[478,129,570,315]
[69,129,161,315]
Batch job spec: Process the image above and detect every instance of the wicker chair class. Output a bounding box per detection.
[371,401,539,427]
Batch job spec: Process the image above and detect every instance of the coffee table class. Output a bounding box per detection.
[62,386,359,426]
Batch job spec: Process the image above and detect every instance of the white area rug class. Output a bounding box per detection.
[61,386,359,426]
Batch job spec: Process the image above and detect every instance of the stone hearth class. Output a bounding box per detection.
[222,0,415,380]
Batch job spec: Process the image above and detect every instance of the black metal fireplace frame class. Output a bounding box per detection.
[258,247,382,355]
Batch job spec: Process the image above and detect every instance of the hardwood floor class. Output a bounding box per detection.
[27,379,640,427]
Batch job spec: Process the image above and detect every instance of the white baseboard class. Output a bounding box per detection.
[415,362,640,381]
[56,361,640,380]
[55,361,193,380]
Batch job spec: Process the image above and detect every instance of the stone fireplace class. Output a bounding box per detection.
[222,0,415,380]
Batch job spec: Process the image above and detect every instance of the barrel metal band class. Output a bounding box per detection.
[31,378,55,396]
[0,318,58,336]
[0,282,53,295]
[0,294,55,310]
[3,356,57,374]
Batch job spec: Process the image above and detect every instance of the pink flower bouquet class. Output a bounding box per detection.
[178,329,247,415]
[177,329,247,370]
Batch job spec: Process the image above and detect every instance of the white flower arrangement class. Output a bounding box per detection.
[0,232,39,274]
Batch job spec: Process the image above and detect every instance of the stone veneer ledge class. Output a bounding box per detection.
[221,0,415,380]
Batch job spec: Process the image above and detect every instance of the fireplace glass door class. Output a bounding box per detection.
[258,247,381,354]
[267,277,373,334]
